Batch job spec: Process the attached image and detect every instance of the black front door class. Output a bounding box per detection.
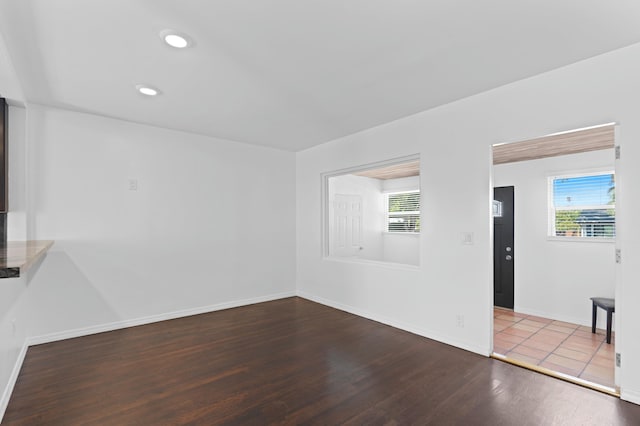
[494,186,514,309]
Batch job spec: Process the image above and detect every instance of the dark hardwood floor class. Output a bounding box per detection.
[4,297,640,425]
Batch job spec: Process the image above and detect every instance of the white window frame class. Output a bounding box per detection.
[547,169,615,242]
[386,190,420,234]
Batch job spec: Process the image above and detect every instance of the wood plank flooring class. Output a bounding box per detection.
[4,297,640,425]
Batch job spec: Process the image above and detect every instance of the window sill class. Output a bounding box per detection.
[383,232,420,237]
[323,256,421,271]
[547,236,615,244]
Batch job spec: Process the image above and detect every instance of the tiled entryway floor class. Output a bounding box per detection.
[493,307,615,389]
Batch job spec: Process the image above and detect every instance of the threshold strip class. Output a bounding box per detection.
[491,352,620,398]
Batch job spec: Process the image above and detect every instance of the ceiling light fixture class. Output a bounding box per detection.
[160,30,192,49]
[136,84,160,96]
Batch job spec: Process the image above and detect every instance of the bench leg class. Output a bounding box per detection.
[592,302,597,334]
[606,309,613,344]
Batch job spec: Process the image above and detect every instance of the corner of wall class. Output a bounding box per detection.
[0,337,28,422]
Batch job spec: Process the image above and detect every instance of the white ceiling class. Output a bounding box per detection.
[2,0,640,151]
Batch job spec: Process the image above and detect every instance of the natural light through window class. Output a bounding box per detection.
[387,191,420,233]
[549,172,615,239]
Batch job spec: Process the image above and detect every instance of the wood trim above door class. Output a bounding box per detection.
[493,124,614,165]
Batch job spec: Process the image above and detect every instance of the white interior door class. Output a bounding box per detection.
[332,194,363,257]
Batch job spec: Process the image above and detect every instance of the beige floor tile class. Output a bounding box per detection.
[496,314,520,322]
[494,319,515,330]
[524,315,554,324]
[520,319,549,328]
[560,340,600,355]
[551,320,580,329]
[545,354,587,372]
[502,326,535,338]
[507,351,541,366]
[510,344,548,361]
[521,335,558,353]
[544,324,576,334]
[553,346,593,363]
[564,335,602,349]
[494,336,518,351]
[535,329,569,342]
[589,354,614,368]
[511,322,542,332]
[539,361,582,378]
[572,330,605,341]
[581,363,615,385]
[493,345,511,355]
[495,312,614,389]
[596,344,615,359]
[495,332,526,345]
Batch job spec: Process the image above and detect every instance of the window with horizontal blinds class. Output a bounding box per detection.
[387,191,420,232]
[550,172,615,238]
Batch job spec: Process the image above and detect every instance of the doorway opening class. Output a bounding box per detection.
[490,123,618,394]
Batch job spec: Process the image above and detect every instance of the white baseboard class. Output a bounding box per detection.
[0,340,29,422]
[29,291,296,346]
[297,290,491,357]
[621,389,640,405]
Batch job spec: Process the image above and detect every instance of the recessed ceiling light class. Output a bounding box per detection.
[160,30,192,48]
[136,84,160,96]
[165,34,188,48]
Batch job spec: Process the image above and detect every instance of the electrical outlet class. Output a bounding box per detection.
[11,319,16,336]
[456,314,465,328]
[616,352,621,367]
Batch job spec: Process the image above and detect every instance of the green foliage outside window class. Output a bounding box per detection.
[388,192,420,232]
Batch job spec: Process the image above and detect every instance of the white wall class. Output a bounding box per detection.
[381,175,420,193]
[297,42,640,403]
[19,105,296,339]
[382,233,420,266]
[7,106,27,240]
[328,174,384,261]
[494,149,615,328]
[0,275,28,417]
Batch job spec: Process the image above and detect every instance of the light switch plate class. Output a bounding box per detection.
[128,178,138,191]
[461,232,474,245]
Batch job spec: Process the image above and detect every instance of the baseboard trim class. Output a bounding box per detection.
[297,290,490,356]
[0,340,29,422]
[621,389,640,405]
[28,291,297,346]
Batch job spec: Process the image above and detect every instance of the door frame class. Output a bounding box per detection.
[488,125,622,390]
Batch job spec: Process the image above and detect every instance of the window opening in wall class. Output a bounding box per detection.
[324,156,420,266]
[549,171,615,239]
